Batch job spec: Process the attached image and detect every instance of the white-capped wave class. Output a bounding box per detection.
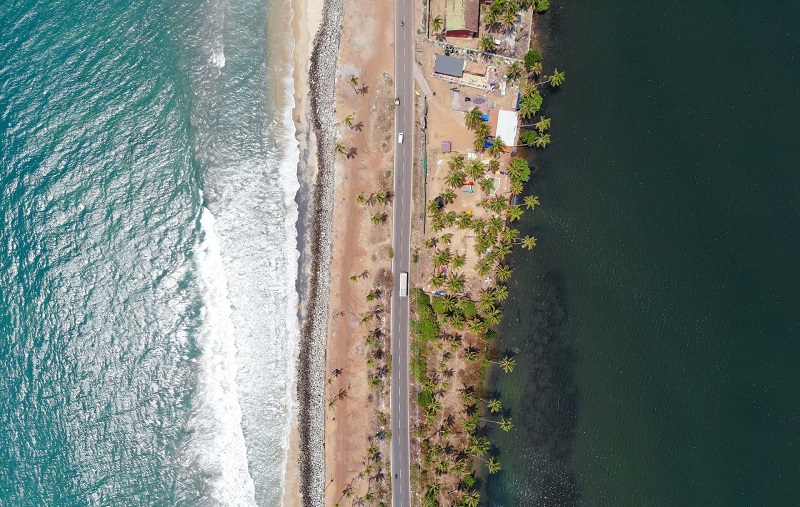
[184,207,257,507]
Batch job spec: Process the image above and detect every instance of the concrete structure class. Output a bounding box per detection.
[434,54,465,78]
[464,60,487,76]
[444,0,480,38]
[488,109,519,150]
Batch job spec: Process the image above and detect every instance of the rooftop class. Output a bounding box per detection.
[434,55,465,78]
[445,0,480,35]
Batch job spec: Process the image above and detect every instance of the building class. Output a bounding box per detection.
[488,109,519,151]
[434,54,465,78]
[444,0,480,38]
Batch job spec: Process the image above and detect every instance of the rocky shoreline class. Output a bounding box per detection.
[295,0,343,504]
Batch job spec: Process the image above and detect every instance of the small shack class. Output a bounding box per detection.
[488,109,519,151]
[434,55,465,78]
[442,141,452,153]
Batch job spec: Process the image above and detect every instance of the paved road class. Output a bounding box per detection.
[389,0,414,506]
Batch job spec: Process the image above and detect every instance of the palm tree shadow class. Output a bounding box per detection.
[346,147,358,159]
[353,121,364,132]
[359,85,369,95]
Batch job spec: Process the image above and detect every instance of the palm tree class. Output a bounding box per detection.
[467,318,485,334]
[510,180,524,196]
[519,92,543,119]
[524,195,540,209]
[462,491,480,507]
[502,10,516,31]
[483,306,502,326]
[479,36,496,53]
[473,135,487,153]
[495,263,512,281]
[486,216,504,235]
[464,347,479,362]
[468,436,490,457]
[506,61,523,83]
[520,129,538,147]
[506,205,523,222]
[492,285,509,302]
[478,176,496,194]
[535,115,551,133]
[464,107,483,130]
[448,153,466,172]
[466,160,485,180]
[441,232,454,244]
[520,235,537,250]
[486,195,508,214]
[500,227,519,244]
[348,74,360,92]
[484,7,500,27]
[432,248,452,267]
[486,457,502,474]
[334,141,347,155]
[328,388,348,405]
[431,14,443,34]
[529,60,543,77]
[507,157,530,181]
[493,242,513,260]
[457,213,472,229]
[440,190,456,205]
[496,356,515,373]
[452,253,467,269]
[521,81,538,98]
[475,121,490,139]
[487,398,502,413]
[447,272,467,293]
[343,113,354,128]
[371,212,387,225]
[445,170,466,189]
[487,137,507,157]
[534,133,551,148]
[499,415,513,432]
[548,68,566,87]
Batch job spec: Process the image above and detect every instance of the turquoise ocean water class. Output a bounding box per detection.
[0,0,299,505]
[486,2,800,506]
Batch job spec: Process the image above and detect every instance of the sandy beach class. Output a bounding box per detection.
[288,0,397,501]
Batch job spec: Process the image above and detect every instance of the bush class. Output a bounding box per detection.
[413,289,440,342]
[524,49,543,70]
[431,296,450,315]
[536,0,550,13]
[417,389,434,409]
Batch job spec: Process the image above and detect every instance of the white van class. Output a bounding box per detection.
[398,133,404,144]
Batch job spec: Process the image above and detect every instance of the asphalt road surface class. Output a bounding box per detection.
[389,1,414,506]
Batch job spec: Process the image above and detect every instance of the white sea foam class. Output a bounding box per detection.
[185,0,302,502]
[187,208,258,507]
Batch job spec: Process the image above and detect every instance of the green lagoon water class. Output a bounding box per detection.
[486,2,800,506]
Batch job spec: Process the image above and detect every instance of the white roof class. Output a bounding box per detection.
[496,110,519,147]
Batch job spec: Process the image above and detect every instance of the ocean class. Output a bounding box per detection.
[0,0,299,505]
[486,1,800,506]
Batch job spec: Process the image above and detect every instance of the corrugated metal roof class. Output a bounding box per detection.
[434,55,465,78]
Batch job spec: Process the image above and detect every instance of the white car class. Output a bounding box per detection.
[395,97,400,105]
[398,133,404,143]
